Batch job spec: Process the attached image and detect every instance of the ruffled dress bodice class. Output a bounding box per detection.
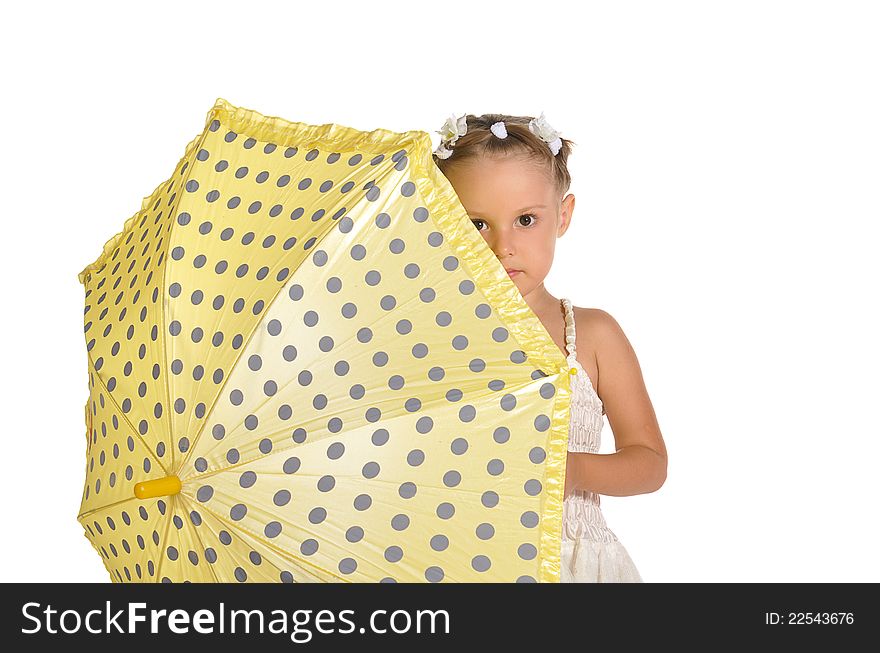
[559,298,643,582]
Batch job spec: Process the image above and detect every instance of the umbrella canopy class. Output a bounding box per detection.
[77,98,574,582]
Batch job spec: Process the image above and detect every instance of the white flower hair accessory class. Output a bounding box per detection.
[528,112,563,156]
[434,113,468,159]
[489,121,508,139]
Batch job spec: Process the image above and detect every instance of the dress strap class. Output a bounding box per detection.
[561,298,577,358]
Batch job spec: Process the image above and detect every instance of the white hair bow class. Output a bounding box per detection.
[528,112,563,155]
[434,113,468,159]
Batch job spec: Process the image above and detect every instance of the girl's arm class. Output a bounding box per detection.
[564,309,667,498]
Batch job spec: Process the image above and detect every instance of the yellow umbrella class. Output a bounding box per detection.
[77,98,574,582]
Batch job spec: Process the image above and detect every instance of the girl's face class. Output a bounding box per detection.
[443,155,574,306]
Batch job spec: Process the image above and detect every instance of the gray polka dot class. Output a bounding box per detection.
[494,426,510,443]
[380,295,396,310]
[517,575,537,583]
[443,470,461,487]
[301,539,318,555]
[226,448,240,464]
[317,475,335,492]
[458,404,476,422]
[540,382,556,398]
[197,486,213,502]
[339,558,357,574]
[428,367,445,381]
[267,319,282,336]
[412,343,428,358]
[487,459,504,475]
[404,263,420,278]
[283,457,301,474]
[413,207,429,222]
[239,471,257,488]
[391,514,410,530]
[265,522,282,538]
[346,526,364,543]
[363,461,380,478]
[534,414,551,431]
[500,393,517,411]
[385,546,403,563]
[327,442,345,459]
[529,447,547,464]
[288,284,304,301]
[419,287,436,302]
[524,479,543,496]
[521,511,540,528]
[259,438,273,453]
[341,302,357,318]
[451,438,468,454]
[399,482,417,499]
[230,504,247,521]
[389,238,405,254]
[425,566,444,582]
[482,491,499,508]
[400,181,416,197]
[396,319,412,335]
[354,494,372,511]
[365,270,381,285]
[389,375,405,390]
[309,507,327,524]
[476,523,495,540]
[472,555,491,572]
[430,534,449,552]
[469,358,486,373]
[326,277,342,293]
[452,335,469,350]
[273,490,291,506]
[518,543,538,560]
[407,449,425,466]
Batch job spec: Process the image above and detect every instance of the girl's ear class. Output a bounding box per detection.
[557,193,575,237]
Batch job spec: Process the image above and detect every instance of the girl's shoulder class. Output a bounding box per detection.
[569,305,627,393]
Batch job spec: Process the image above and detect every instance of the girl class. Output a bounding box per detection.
[432,113,667,582]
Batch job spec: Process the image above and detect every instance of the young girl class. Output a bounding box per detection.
[432,113,667,582]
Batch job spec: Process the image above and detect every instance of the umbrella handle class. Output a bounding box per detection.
[134,475,181,499]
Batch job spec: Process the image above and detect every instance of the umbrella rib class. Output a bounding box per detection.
[160,126,214,475]
[85,357,169,477]
[153,495,177,582]
[77,494,139,522]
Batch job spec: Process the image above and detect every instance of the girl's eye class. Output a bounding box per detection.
[471,214,537,231]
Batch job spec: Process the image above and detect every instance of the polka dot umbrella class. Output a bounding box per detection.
[76,98,574,583]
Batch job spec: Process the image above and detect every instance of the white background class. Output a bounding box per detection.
[1,0,877,582]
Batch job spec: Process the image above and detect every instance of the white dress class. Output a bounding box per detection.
[559,298,643,582]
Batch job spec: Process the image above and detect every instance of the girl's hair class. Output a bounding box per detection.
[432,113,576,198]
